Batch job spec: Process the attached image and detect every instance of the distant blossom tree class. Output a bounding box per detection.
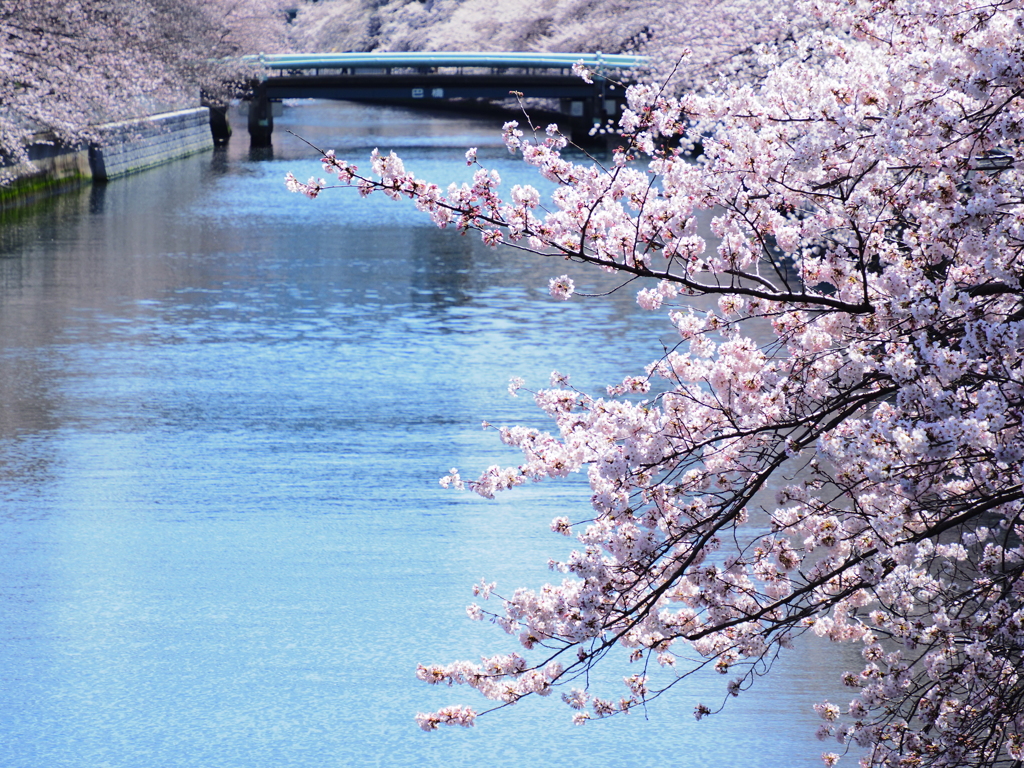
[0,0,290,174]
[288,0,1024,765]
[289,0,800,71]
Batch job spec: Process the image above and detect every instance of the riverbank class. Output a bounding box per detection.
[1,107,214,206]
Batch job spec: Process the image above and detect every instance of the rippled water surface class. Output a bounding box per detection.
[0,101,861,768]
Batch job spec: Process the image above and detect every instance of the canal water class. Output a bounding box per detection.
[0,101,861,768]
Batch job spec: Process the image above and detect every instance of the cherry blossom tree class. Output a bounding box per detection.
[289,0,798,72]
[289,0,1024,765]
[131,0,293,103]
[0,0,289,173]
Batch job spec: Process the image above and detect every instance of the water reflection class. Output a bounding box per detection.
[0,101,864,768]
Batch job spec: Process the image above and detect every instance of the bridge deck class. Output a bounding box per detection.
[247,51,648,75]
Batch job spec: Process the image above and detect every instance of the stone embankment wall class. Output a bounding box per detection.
[89,107,213,180]
[2,107,213,203]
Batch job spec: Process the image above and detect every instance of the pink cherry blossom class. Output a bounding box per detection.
[548,275,575,300]
[291,1,1024,765]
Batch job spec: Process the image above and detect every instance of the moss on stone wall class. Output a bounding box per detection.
[0,170,91,206]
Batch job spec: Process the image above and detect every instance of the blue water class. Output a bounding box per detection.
[0,101,862,768]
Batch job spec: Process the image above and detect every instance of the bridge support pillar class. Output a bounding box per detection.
[247,86,274,147]
[205,103,231,145]
[562,96,603,143]
[559,87,627,146]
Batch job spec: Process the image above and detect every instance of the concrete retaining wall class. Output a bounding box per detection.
[2,107,214,204]
[0,142,93,203]
[89,107,214,180]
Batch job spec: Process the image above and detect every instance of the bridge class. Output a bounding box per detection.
[241,51,649,145]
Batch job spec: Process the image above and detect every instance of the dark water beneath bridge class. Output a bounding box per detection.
[0,101,862,768]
